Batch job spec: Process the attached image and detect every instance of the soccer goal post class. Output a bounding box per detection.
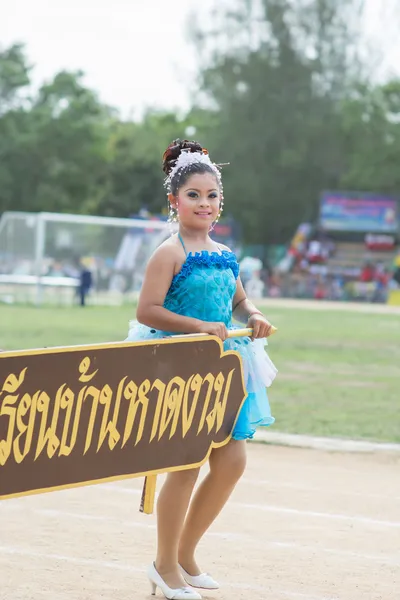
[0,211,170,306]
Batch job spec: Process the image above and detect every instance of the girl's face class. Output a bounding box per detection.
[170,172,221,230]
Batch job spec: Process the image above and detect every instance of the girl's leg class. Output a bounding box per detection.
[155,467,200,588]
[178,439,247,575]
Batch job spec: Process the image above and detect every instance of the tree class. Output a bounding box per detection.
[0,43,31,115]
[0,51,113,215]
[0,44,33,214]
[0,42,217,220]
[339,79,400,194]
[102,111,186,218]
[29,71,113,214]
[99,109,218,218]
[189,0,381,243]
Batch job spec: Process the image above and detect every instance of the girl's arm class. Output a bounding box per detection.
[232,277,273,339]
[232,277,263,322]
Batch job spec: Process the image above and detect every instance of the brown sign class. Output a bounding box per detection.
[0,335,246,501]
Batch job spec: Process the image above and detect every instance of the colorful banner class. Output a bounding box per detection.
[319,192,399,233]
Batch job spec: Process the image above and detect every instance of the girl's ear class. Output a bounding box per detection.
[168,193,177,209]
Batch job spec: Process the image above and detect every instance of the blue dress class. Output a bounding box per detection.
[125,238,276,440]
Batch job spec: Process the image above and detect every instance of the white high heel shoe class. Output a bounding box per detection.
[179,565,220,590]
[147,563,202,600]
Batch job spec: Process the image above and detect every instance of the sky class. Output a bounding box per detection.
[1,0,400,119]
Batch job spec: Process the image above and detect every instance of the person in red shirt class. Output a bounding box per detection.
[360,262,375,283]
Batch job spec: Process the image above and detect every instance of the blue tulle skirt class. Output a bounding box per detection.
[125,322,277,440]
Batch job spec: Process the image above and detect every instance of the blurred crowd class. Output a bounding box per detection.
[240,243,400,304]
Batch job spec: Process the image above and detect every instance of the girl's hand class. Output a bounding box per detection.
[197,321,228,341]
[247,313,273,340]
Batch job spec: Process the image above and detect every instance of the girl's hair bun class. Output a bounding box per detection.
[162,139,206,175]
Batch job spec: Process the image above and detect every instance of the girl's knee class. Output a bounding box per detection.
[211,441,247,480]
[229,449,247,479]
[167,467,200,487]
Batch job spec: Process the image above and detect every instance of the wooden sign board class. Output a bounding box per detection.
[0,336,246,504]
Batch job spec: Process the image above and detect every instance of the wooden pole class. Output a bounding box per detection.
[140,475,158,515]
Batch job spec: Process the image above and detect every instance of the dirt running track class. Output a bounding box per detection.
[1,443,399,600]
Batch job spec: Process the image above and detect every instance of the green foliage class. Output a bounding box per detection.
[339,79,400,194]
[190,0,375,243]
[0,43,31,114]
[98,112,191,218]
[0,50,113,215]
[0,44,212,220]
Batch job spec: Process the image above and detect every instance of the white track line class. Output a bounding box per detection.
[111,477,400,504]
[234,502,400,529]
[256,297,400,315]
[1,505,399,566]
[252,430,400,454]
[0,545,339,600]
[240,477,400,501]
[101,484,400,529]
[106,477,400,503]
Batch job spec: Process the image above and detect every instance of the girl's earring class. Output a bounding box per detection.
[209,196,224,232]
[173,202,179,223]
[168,202,179,233]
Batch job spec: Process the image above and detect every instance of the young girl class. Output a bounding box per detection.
[126,139,277,600]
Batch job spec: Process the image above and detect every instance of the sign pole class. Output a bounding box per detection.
[140,474,158,514]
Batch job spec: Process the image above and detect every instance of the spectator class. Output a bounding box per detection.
[393,266,400,287]
[245,271,265,299]
[359,261,375,283]
[77,259,93,306]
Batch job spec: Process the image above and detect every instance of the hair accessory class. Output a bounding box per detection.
[165,151,217,192]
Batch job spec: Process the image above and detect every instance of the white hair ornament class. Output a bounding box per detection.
[164,151,219,191]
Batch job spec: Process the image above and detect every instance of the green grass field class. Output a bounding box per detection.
[1,303,399,443]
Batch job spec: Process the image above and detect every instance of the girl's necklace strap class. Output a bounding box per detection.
[177,233,188,256]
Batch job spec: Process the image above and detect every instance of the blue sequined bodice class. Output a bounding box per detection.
[164,250,239,325]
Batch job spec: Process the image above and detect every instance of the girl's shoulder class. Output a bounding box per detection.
[157,235,183,254]
[215,242,238,259]
[208,235,233,253]
[217,242,233,253]
[147,235,184,267]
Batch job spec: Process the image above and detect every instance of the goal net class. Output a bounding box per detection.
[0,211,170,306]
